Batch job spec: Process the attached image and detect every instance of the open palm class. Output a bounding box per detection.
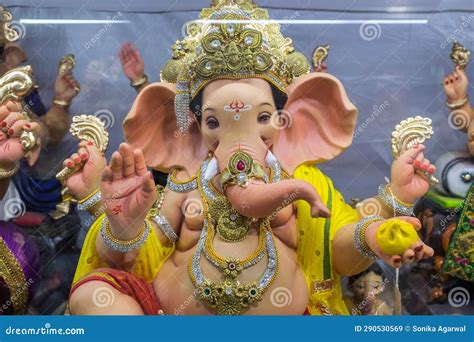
[101,143,156,235]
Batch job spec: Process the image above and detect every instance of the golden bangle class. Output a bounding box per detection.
[131,74,148,88]
[100,218,150,253]
[78,188,100,204]
[446,95,469,110]
[53,98,71,107]
[104,220,145,245]
[0,162,20,179]
[386,184,414,208]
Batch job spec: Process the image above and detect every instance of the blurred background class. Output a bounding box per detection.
[4,0,473,200]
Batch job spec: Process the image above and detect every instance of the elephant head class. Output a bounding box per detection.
[123,71,357,218]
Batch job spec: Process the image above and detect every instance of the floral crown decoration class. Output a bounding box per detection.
[160,0,310,133]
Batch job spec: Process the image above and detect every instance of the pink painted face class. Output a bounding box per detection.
[199,78,278,165]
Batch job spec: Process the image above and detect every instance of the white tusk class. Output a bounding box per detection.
[204,157,219,181]
[265,150,278,167]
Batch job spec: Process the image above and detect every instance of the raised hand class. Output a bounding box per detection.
[0,102,42,168]
[443,66,468,103]
[64,140,106,200]
[365,216,434,268]
[54,72,80,103]
[119,42,145,82]
[390,144,436,204]
[101,143,156,240]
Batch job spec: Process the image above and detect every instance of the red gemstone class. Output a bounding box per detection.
[236,160,246,171]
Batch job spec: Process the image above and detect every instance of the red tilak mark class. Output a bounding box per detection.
[3,142,10,152]
[229,99,245,111]
[112,205,123,215]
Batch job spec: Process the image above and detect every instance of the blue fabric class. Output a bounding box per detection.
[12,162,61,213]
[23,89,47,117]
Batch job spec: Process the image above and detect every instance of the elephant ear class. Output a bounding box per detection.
[272,72,358,175]
[123,82,208,176]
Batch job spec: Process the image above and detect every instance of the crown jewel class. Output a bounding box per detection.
[162,0,310,133]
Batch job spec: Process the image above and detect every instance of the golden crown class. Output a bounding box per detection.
[161,0,311,133]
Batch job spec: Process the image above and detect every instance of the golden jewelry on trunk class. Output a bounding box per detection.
[445,95,469,110]
[220,150,268,191]
[0,162,19,179]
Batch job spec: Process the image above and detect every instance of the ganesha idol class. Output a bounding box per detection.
[65,0,435,315]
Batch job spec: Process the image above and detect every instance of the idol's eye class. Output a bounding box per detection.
[257,111,272,123]
[206,116,220,129]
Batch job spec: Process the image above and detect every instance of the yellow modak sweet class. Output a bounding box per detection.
[376,219,419,255]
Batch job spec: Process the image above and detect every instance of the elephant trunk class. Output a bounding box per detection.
[225,179,329,218]
[214,143,330,219]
